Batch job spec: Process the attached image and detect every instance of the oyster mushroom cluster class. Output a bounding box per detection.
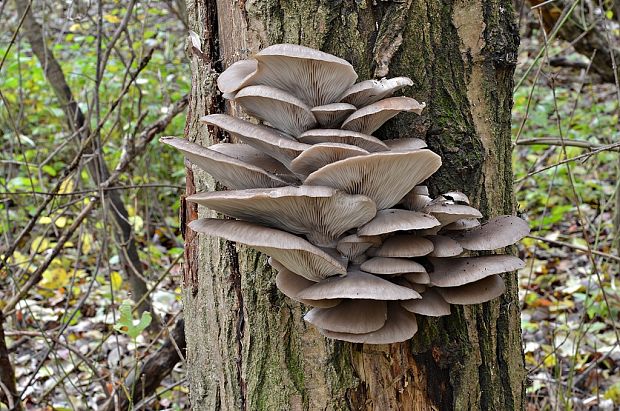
[162,44,529,344]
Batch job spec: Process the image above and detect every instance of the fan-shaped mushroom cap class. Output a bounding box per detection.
[217,59,259,93]
[358,209,441,236]
[384,138,427,152]
[319,302,418,344]
[233,85,317,137]
[200,114,309,168]
[437,275,506,305]
[341,97,426,135]
[428,255,525,287]
[160,137,289,189]
[187,186,376,248]
[311,103,357,128]
[361,257,426,275]
[442,218,481,231]
[189,219,346,281]
[423,203,483,226]
[274,266,341,308]
[253,44,358,106]
[297,268,420,300]
[442,191,470,204]
[298,129,389,152]
[339,77,414,107]
[452,215,530,250]
[336,234,381,263]
[372,235,434,258]
[427,235,463,257]
[304,299,387,334]
[305,151,441,210]
[403,272,431,285]
[289,143,368,176]
[401,289,451,317]
[400,188,433,211]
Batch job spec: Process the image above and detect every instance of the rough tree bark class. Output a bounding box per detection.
[183,0,524,410]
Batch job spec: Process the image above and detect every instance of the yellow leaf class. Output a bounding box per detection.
[81,233,93,254]
[39,216,52,225]
[111,271,123,291]
[543,353,557,368]
[59,178,74,195]
[39,267,69,289]
[55,216,68,228]
[69,23,82,31]
[31,236,51,253]
[128,215,143,233]
[104,14,121,23]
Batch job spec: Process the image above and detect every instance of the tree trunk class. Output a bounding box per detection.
[182,0,524,410]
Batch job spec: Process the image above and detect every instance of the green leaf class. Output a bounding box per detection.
[114,300,152,339]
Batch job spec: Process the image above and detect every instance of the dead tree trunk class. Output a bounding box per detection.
[183,0,524,409]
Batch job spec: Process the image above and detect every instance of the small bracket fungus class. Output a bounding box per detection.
[163,44,529,344]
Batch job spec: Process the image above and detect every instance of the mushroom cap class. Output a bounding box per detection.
[160,137,289,189]
[383,138,427,152]
[437,275,506,305]
[298,129,389,152]
[442,218,481,231]
[426,235,464,257]
[442,191,470,204]
[400,191,433,212]
[274,266,341,308]
[360,257,426,275]
[311,103,357,128]
[189,219,347,281]
[358,209,441,236]
[289,143,369,176]
[336,234,382,260]
[423,203,483,225]
[217,59,259,93]
[253,44,358,106]
[187,186,376,248]
[319,302,418,344]
[200,114,309,168]
[403,272,431,285]
[305,150,442,210]
[401,289,451,317]
[297,268,420,300]
[428,255,525,287]
[341,97,426,135]
[304,299,387,334]
[452,215,530,250]
[372,235,434,258]
[339,77,414,107]
[233,85,317,137]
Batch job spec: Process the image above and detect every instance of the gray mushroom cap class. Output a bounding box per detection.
[452,215,530,250]
[304,299,387,334]
[297,268,420,300]
[442,218,481,231]
[274,266,341,308]
[311,103,357,128]
[401,289,451,317]
[336,234,381,263]
[358,209,441,236]
[428,255,525,287]
[403,272,431,285]
[187,186,376,248]
[233,85,318,137]
[289,143,369,176]
[423,203,483,226]
[298,129,389,152]
[305,150,442,210]
[200,114,309,169]
[217,59,259,93]
[437,275,506,305]
[319,302,418,344]
[360,257,426,276]
[339,77,414,107]
[189,219,347,281]
[383,138,428,152]
[160,137,289,189]
[372,235,434,258]
[341,97,426,135]
[442,191,470,204]
[427,235,464,257]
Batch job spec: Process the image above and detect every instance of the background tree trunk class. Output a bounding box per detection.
[182,0,524,409]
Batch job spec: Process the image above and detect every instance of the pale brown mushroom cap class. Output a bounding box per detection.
[189,219,347,281]
[305,150,442,210]
[403,272,431,285]
[341,97,426,135]
[339,77,414,107]
[400,188,433,211]
[360,257,426,276]
[319,302,418,344]
[437,275,506,305]
[160,137,289,189]
[217,59,259,93]
[311,103,357,128]
[428,255,525,287]
[452,215,530,250]
[234,85,318,137]
[297,268,420,300]
[289,143,369,176]
[383,138,427,152]
[304,299,387,334]
[401,289,451,317]
[423,203,483,226]
[187,186,376,248]
[442,218,481,231]
[200,114,309,169]
[336,234,381,263]
[298,129,389,152]
[427,235,464,257]
[358,209,441,236]
[274,266,341,308]
[372,235,434,258]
